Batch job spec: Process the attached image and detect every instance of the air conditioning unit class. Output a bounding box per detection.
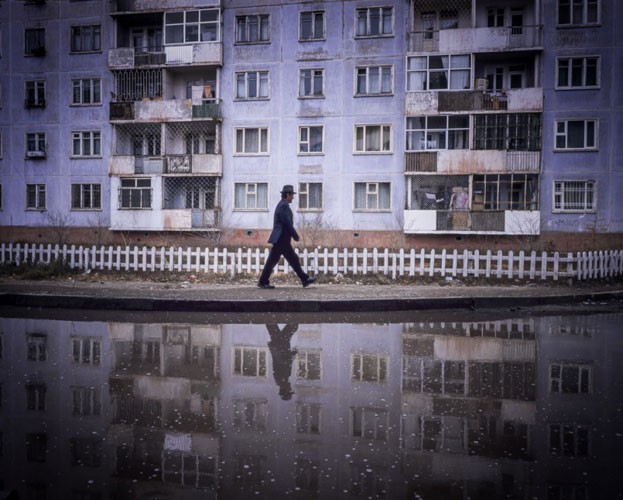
[26,150,46,158]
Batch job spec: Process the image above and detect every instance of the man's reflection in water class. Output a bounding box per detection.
[266,323,298,400]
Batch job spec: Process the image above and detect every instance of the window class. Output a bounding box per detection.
[406,115,469,151]
[232,399,268,429]
[556,57,599,88]
[26,132,46,157]
[70,437,103,467]
[473,113,542,150]
[351,407,388,440]
[296,403,321,434]
[403,358,466,394]
[356,66,392,95]
[72,337,101,365]
[352,353,388,382]
[553,180,596,212]
[25,28,45,56]
[557,0,599,26]
[72,387,101,416]
[26,333,48,361]
[71,183,101,210]
[555,119,597,150]
[296,349,322,379]
[119,178,151,209]
[164,9,220,44]
[235,14,270,43]
[407,54,471,91]
[27,184,46,210]
[26,433,47,463]
[26,384,46,411]
[234,183,268,210]
[235,127,268,154]
[354,124,391,153]
[356,7,393,37]
[72,131,101,157]
[233,347,267,376]
[72,78,101,105]
[472,174,539,211]
[70,25,101,52]
[549,423,590,456]
[298,126,323,154]
[133,132,161,156]
[299,68,324,97]
[298,182,323,211]
[300,10,325,40]
[235,71,269,99]
[550,362,591,393]
[488,7,505,27]
[354,182,391,211]
[25,80,45,108]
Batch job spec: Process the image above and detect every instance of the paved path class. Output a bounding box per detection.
[1,278,622,313]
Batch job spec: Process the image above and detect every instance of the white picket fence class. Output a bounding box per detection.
[1,242,622,282]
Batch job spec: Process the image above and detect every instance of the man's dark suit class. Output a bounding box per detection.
[258,198,310,286]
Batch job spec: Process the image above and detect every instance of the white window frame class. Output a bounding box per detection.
[297,182,323,211]
[354,124,392,153]
[296,349,322,380]
[234,182,268,210]
[27,333,47,361]
[119,178,152,209]
[351,407,389,441]
[553,180,596,213]
[232,399,268,429]
[71,131,101,158]
[71,386,101,416]
[549,361,592,393]
[356,65,393,96]
[296,403,322,434]
[72,337,101,365]
[557,0,600,26]
[71,78,101,106]
[351,353,388,382]
[556,56,599,89]
[234,127,269,155]
[353,182,391,212]
[407,54,471,91]
[554,119,597,150]
[355,7,394,37]
[298,125,324,154]
[406,115,470,151]
[233,346,268,377]
[70,25,101,53]
[299,10,325,41]
[235,70,269,100]
[548,423,590,456]
[26,184,46,210]
[299,68,324,98]
[71,183,102,210]
[164,9,221,45]
[26,132,46,157]
[235,14,270,44]
[26,384,46,411]
[25,80,45,108]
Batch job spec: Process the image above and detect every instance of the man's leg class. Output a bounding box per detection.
[281,244,309,283]
[258,245,283,285]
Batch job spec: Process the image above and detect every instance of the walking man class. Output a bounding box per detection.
[258,185,316,289]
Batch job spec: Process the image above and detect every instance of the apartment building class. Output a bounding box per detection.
[0,0,621,249]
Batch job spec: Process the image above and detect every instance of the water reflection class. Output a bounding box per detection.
[0,311,621,499]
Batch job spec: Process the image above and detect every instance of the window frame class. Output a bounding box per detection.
[554,119,598,151]
[235,70,269,100]
[556,56,600,89]
[354,124,392,153]
[407,54,472,91]
[25,80,46,108]
[119,178,152,210]
[26,184,47,210]
[406,115,470,151]
[353,182,391,212]
[71,183,102,210]
[355,6,394,37]
[298,125,324,155]
[299,68,324,98]
[235,14,270,44]
[549,361,592,393]
[299,10,326,41]
[70,25,102,53]
[71,78,102,106]
[25,28,45,56]
[234,127,269,155]
[553,180,596,213]
[26,132,47,157]
[297,182,323,211]
[557,0,600,26]
[164,9,221,45]
[234,182,269,211]
[71,130,101,158]
[355,65,393,96]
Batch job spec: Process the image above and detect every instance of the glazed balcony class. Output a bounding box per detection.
[111,0,219,14]
[109,42,222,69]
[405,150,541,175]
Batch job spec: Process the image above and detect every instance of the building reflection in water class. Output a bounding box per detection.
[0,312,621,499]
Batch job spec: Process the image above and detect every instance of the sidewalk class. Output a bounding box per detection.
[1,277,622,313]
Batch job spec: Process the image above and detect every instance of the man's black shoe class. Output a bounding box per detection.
[258,283,275,289]
[302,277,316,288]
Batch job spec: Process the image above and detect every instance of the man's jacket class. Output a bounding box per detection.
[268,199,300,244]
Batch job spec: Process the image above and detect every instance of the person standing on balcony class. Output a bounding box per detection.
[258,185,316,289]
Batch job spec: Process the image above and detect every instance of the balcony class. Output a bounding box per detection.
[111,0,219,14]
[405,151,541,175]
[110,99,221,122]
[408,25,543,54]
[404,210,540,234]
[109,154,222,176]
[109,43,221,69]
[406,87,542,114]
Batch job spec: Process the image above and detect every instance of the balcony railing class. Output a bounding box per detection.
[110,102,135,120]
[405,152,437,173]
[192,100,221,119]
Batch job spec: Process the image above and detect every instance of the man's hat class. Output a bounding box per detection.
[280,185,296,194]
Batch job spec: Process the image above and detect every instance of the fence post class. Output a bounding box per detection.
[553,252,559,280]
[462,249,469,278]
[429,249,436,277]
[399,248,405,277]
[391,252,397,280]
[518,251,525,279]
[353,248,358,276]
[484,250,491,278]
[507,251,513,279]
[540,251,548,280]
[473,250,480,278]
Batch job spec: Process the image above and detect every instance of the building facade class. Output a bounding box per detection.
[0,0,621,249]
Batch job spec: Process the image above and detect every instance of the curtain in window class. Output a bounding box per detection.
[406,117,425,151]
[354,184,366,209]
[309,184,322,208]
[245,129,259,152]
[379,183,390,209]
[407,57,426,91]
[450,55,470,89]
[429,56,449,90]
[366,127,381,151]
